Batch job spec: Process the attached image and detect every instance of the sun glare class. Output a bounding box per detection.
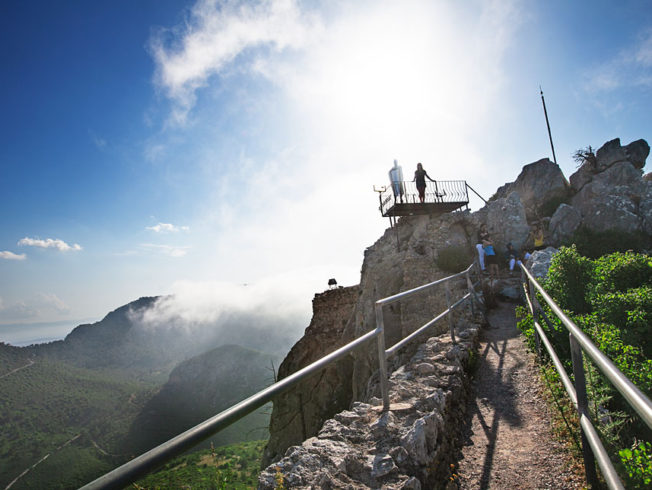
[285,2,483,167]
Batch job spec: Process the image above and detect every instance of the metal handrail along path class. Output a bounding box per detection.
[376,263,482,410]
[520,263,652,490]
[81,262,481,489]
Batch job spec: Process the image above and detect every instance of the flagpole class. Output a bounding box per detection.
[540,86,558,165]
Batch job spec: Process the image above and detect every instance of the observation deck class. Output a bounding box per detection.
[378,180,470,217]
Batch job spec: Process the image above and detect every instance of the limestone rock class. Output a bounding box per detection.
[492,158,570,220]
[569,161,595,192]
[570,160,651,234]
[262,286,359,466]
[624,139,650,170]
[549,203,582,245]
[484,192,530,251]
[595,138,629,171]
[259,328,479,489]
[525,247,558,279]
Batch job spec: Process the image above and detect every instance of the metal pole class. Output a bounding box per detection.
[465,270,475,317]
[529,278,542,357]
[375,303,391,411]
[540,86,558,166]
[570,333,598,487]
[445,282,456,344]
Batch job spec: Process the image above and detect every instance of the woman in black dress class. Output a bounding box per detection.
[413,163,435,203]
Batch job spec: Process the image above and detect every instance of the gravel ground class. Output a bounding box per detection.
[455,300,586,489]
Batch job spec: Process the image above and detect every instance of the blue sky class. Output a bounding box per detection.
[1,0,651,344]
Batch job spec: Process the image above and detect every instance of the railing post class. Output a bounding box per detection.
[529,278,542,357]
[570,333,598,487]
[465,270,475,317]
[445,282,456,344]
[375,303,390,411]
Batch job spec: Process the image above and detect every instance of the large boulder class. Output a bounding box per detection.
[624,139,650,170]
[492,158,570,221]
[571,161,650,234]
[484,192,530,252]
[549,204,582,245]
[595,138,629,171]
[526,247,558,279]
[569,161,595,192]
[569,138,649,192]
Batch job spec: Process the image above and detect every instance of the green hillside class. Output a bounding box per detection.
[0,358,155,489]
[134,440,266,489]
[127,344,278,454]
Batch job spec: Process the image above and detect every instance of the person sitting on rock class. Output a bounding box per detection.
[530,225,545,251]
[506,242,522,274]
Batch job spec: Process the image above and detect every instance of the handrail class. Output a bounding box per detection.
[519,263,652,489]
[380,180,469,214]
[81,262,481,489]
[376,264,480,409]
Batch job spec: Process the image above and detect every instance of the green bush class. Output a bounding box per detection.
[589,252,652,299]
[591,287,652,354]
[519,247,652,485]
[544,245,594,314]
[565,227,651,259]
[435,246,473,273]
[620,440,652,488]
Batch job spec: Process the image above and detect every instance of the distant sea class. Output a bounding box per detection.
[0,319,98,347]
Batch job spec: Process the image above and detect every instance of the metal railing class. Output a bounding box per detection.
[520,263,652,490]
[81,263,481,489]
[380,180,469,214]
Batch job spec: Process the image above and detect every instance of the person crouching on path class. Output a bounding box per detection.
[506,242,522,274]
[413,162,435,203]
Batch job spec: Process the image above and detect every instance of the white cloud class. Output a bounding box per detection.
[0,251,26,261]
[150,0,320,124]
[0,293,70,323]
[18,237,82,252]
[634,29,652,67]
[140,243,190,257]
[89,130,107,149]
[0,298,38,321]
[146,222,190,233]
[128,268,332,333]
[584,28,652,93]
[37,293,71,314]
[147,0,524,287]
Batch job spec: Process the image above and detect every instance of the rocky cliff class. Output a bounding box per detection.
[262,136,651,482]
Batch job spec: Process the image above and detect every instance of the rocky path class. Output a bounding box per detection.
[0,359,34,379]
[455,300,585,489]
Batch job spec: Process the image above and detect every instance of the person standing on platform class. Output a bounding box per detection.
[413,162,435,203]
[388,159,404,203]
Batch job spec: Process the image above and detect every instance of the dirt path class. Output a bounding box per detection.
[0,359,34,379]
[456,300,585,489]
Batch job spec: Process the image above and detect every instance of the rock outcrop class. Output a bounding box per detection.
[491,158,570,221]
[263,286,360,465]
[568,138,651,235]
[261,136,650,486]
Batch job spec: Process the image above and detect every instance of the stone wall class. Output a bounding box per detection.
[259,321,480,489]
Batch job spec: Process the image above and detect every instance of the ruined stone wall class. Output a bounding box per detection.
[259,322,480,489]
